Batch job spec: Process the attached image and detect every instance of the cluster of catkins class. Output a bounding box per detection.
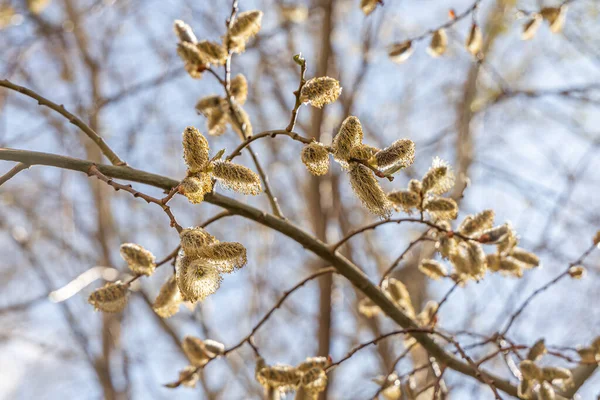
[179,126,262,203]
[174,12,261,138]
[521,6,568,40]
[301,116,416,218]
[175,336,226,387]
[255,356,330,400]
[517,339,574,399]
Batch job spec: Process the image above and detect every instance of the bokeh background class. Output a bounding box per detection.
[1,0,600,398]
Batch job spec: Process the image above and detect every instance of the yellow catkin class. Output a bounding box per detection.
[197,242,247,273]
[459,210,495,236]
[387,190,420,213]
[465,24,483,55]
[360,0,380,15]
[180,227,217,256]
[541,6,567,33]
[408,179,422,194]
[424,197,458,220]
[349,163,393,219]
[195,95,223,116]
[174,20,197,44]
[348,144,378,162]
[577,347,599,364]
[297,357,330,372]
[437,235,457,260]
[332,116,364,165]
[27,0,50,14]
[427,29,447,57]
[538,381,555,400]
[527,339,547,362]
[301,367,328,395]
[358,297,381,318]
[519,360,542,381]
[230,74,248,105]
[301,142,330,176]
[499,257,524,278]
[389,41,413,64]
[486,253,501,272]
[422,157,455,195]
[509,247,540,268]
[196,40,227,65]
[153,275,182,318]
[419,259,448,280]
[382,278,414,316]
[211,160,262,195]
[374,139,415,172]
[177,42,207,78]
[180,174,213,204]
[88,282,128,313]
[182,336,212,366]
[256,364,302,391]
[479,224,510,245]
[176,255,222,303]
[417,300,439,326]
[522,15,542,40]
[206,104,229,136]
[179,366,200,388]
[182,126,210,173]
[568,265,586,279]
[228,103,253,138]
[120,243,156,276]
[518,379,533,399]
[541,366,571,382]
[280,5,309,23]
[226,10,263,53]
[300,77,342,108]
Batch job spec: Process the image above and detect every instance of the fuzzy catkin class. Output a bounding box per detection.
[509,247,539,267]
[424,197,458,220]
[256,364,302,391]
[427,29,447,57]
[120,243,156,276]
[180,175,213,204]
[195,95,223,116]
[348,144,378,162]
[300,77,342,108]
[228,103,253,138]
[211,160,262,195]
[459,210,495,236]
[387,190,420,213]
[301,367,328,394]
[419,259,447,280]
[174,20,197,44]
[527,339,547,361]
[499,257,524,278]
[182,336,212,366]
[422,157,455,195]
[389,41,413,63]
[182,126,210,173]
[374,139,415,171]
[358,297,381,318]
[197,242,247,273]
[519,360,542,381]
[88,282,128,313]
[538,382,555,400]
[180,227,217,256]
[301,142,330,176]
[297,357,330,372]
[349,163,392,219]
[176,255,222,303]
[332,116,364,165]
[196,40,227,65]
[230,74,248,105]
[207,105,228,136]
[153,275,182,318]
[465,24,482,55]
[226,10,263,53]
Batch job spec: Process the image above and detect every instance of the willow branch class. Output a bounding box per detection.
[0,147,542,398]
[0,79,126,166]
[227,130,313,161]
[0,162,29,186]
[285,55,307,132]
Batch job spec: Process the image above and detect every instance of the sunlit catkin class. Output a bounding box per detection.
[374,139,415,172]
[227,10,263,53]
[382,278,414,316]
[427,29,447,57]
[297,357,331,372]
[437,235,457,260]
[509,247,539,268]
[196,40,227,66]
[568,265,586,279]
[387,190,420,213]
[176,255,222,303]
[419,259,447,280]
[256,364,302,391]
[522,15,542,40]
[360,0,380,15]
[153,275,182,318]
[178,365,200,388]
[519,360,542,381]
[180,227,217,256]
[332,116,364,165]
[182,336,212,366]
[228,103,253,138]
[301,142,330,176]
[198,242,247,273]
[301,367,328,394]
[358,297,381,318]
[499,257,524,278]
[349,163,392,218]
[120,243,156,276]
[88,282,128,313]
[211,160,262,195]
[300,77,342,109]
[348,144,378,162]
[527,339,547,362]
[424,197,458,220]
[180,175,213,204]
[541,366,572,382]
[459,210,495,236]
[207,104,229,136]
[518,379,533,399]
[538,381,555,400]
[174,20,197,44]
[422,157,455,195]
[195,95,222,116]
[182,126,210,173]
[389,41,413,64]
[230,74,248,105]
[541,6,567,33]
[465,24,483,55]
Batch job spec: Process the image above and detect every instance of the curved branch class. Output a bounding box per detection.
[0,147,528,398]
[0,80,126,166]
[226,129,313,161]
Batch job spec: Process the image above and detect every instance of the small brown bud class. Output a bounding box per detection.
[568,265,586,279]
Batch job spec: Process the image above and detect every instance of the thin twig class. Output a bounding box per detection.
[285,55,307,132]
[0,79,125,166]
[0,162,29,186]
[227,130,313,161]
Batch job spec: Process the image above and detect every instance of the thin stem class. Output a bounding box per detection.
[0,162,29,186]
[0,79,126,166]
[285,56,307,132]
[227,130,313,161]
